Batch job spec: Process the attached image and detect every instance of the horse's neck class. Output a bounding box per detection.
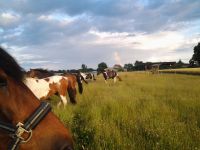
[80,73,86,78]
[103,72,108,79]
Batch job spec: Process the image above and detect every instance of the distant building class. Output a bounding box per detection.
[104,64,124,72]
[113,64,124,71]
[145,62,176,70]
[134,61,178,71]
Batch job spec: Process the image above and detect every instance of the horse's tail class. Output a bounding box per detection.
[67,87,77,104]
[76,74,83,94]
[117,74,122,81]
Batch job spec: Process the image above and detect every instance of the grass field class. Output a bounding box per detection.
[159,68,200,75]
[51,72,200,150]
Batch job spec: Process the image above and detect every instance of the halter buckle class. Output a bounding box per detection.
[15,122,32,143]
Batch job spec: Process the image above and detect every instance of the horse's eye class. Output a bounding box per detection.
[0,78,7,87]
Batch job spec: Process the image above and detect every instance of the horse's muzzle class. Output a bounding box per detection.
[60,143,74,150]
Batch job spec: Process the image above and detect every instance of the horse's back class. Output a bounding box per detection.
[47,75,68,83]
[25,76,68,99]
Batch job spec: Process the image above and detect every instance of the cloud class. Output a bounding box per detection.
[0,0,200,69]
[0,11,21,28]
[114,52,122,65]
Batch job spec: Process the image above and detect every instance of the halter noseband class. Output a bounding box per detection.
[0,101,51,150]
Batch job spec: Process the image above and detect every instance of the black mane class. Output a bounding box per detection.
[0,47,24,81]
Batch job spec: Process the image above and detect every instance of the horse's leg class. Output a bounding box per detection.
[57,78,68,107]
[105,79,107,84]
[57,101,62,108]
[57,95,67,108]
[114,77,117,83]
[117,75,122,81]
[61,95,68,106]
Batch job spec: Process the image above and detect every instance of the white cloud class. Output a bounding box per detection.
[89,29,185,51]
[0,12,21,26]
[88,27,199,64]
[37,12,77,26]
[114,51,122,65]
[133,31,184,50]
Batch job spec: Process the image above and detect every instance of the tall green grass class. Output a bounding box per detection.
[53,72,200,150]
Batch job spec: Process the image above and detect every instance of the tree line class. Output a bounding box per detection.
[124,42,200,71]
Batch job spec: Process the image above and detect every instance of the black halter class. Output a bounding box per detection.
[0,101,51,150]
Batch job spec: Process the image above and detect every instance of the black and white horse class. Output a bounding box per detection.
[99,69,122,83]
[80,72,96,82]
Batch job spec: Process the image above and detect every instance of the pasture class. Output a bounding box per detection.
[52,72,200,150]
[159,68,200,75]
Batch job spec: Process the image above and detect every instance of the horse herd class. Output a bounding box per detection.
[25,68,122,107]
[0,47,122,150]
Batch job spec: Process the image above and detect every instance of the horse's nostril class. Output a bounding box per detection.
[61,144,74,150]
[61,146,73,150]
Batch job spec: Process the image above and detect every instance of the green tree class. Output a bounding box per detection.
[190,42,200,66]
[134,60,145,70]
[175,59,184,68]
[81,64,87,72]
[124,63,134,71]
[97,62,108,73]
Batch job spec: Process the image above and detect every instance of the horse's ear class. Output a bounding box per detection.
[0,69,8,87]
[0,68,8,78]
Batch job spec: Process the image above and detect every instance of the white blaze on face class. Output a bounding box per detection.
[25,76,67,99]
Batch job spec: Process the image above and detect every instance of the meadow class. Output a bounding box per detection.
[52,72,200,150]
[159,68,200,75]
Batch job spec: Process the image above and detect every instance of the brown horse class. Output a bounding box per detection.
[0,47,74,149]
[27,69,54,78]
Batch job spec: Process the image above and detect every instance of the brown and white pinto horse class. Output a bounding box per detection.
[0,47,73,150]
[25,75,77,107]
[98,69,122,83]
[80,72,96,82]
[26,70,83,107]
[26,69,83,94]
[62,73,83,94]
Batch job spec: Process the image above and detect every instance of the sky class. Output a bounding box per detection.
[0,0,200,70]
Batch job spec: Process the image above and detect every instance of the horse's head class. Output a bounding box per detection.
[26,69,54,79]
[74,74,83,94]
[97,71,102,75]
[26,69,36,78]
[0,47,74,150]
